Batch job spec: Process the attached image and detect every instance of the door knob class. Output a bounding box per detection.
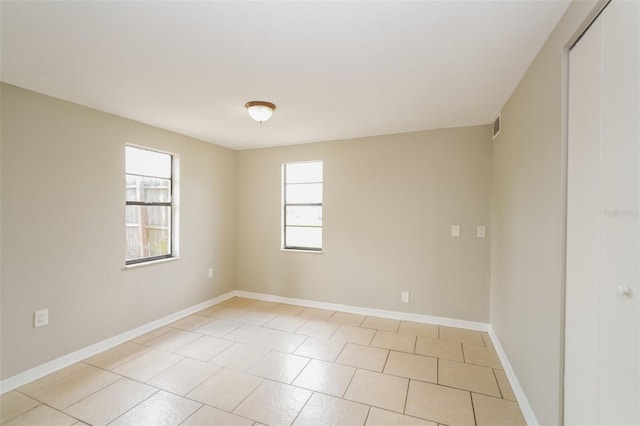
[617,285,631,297]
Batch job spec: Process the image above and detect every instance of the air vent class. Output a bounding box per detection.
[492,113,501,140]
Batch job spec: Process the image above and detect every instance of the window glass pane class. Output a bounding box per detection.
[286,206,322,226]
[126,175,171,202]
[286,183,322,204]
[125,205,172,261]
[126,146,172,178]
[285,226,322,249]
[285,161,322,183]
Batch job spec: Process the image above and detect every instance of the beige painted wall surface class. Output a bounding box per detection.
[236,126,491,322]
[0,84,236,379]
[490,1,599,424]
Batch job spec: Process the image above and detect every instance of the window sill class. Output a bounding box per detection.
[281,249,324,254]
[123,256,180,269]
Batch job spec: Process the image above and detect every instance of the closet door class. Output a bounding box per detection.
[565,1,639,425]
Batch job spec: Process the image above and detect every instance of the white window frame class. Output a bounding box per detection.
[125,144,180,265]
[282,160,323,252]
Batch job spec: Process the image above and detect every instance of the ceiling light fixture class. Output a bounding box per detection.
[245,101,276,123]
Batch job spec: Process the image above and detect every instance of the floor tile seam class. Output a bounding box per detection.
[85,344,154,371]
[410,379,477,425]
[168,323,212,335]
[400,391,449,426]
[0,399,79,426]
[359,316,400,333]
[176,403,201,426]
[325,322,339,340]
[380,366,438,385]
[425,374,502,399]
[290,375,356,400]
[144,334,204,353]
[58,381,158,423]
[341,389,406,417]
[362,405,373,426]
[404,383,443,425]
[339,365,362,400]
[206,375,265,416]
[116,351,186,382]
[335,359,387,374]
[134,326,174,344]
[436,371,502,396]
[105,358,191,394]
[226,377,270,421]
[147,360,223,396]
[288,389,315,426]
[85,387,163,426]
[143,371,242,411]
[250,351,312,385]
[402,373,410,416]
[193,322,244,339]
[469,391,479,426]
[491,368,507,400]
[40,369,124,411]
[289,334,311,355]
[462,359,505,370]
[380,349,392,376]
[370,342,415,354]
[15,362,93,398]
[188,402,257,425]
[331,340,352,371]
[170,337,238,362]
[260,320,302,334]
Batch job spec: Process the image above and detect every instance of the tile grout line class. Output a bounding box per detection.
[1,398,80,425]
[403,379,410,414]
[225,376,266,418]
[492,368,504,399]
[288,390,315,426]
[340,366,360,399]
[362,406,372,426]
[470,392,479,426]
[100,388,161,425]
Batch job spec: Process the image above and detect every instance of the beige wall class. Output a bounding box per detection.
[490,1,600,424]
[236,126,491,322]
[0,83,236,379]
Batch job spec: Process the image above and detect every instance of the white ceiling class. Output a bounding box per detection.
[1,1,570,150]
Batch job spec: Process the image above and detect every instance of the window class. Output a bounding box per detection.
[283,161,323,251]
[125,146,176,264]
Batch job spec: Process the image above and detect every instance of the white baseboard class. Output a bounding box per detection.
[488,325,539,426]
[0,291,235,394]
[233,290,489,332]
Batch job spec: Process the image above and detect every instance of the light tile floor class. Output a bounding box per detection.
[0,297,526,426]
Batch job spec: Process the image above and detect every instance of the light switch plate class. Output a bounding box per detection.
[34,309,49,328]
[451,225,461,237]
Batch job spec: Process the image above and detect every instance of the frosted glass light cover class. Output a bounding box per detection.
[247,105,273,122]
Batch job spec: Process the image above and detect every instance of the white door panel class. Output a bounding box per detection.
[566,1,639,425]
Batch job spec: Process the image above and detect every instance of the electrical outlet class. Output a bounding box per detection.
[34,309,49,328]
[477,226,486,238]
[451,225,461,237]
[401,291,410,303]
[208,268,214,278]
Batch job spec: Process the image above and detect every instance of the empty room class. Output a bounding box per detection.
[1,1,638,425]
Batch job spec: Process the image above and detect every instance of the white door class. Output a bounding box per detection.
[565,1,639,425]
